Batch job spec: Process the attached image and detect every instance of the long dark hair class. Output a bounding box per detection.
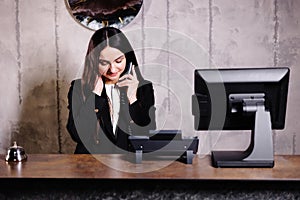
[82,27,143,97]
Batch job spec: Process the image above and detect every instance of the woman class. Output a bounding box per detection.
[67,27,156,154]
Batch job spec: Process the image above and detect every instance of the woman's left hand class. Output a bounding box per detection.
[117,66,139,104]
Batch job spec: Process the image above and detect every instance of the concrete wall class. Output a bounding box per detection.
[0,0,300,154]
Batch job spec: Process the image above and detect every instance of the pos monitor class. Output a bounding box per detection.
[192,67,290,167]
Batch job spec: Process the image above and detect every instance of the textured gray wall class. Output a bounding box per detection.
[0,0,300,155]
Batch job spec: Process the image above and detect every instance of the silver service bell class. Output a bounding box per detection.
[5,141,27,162]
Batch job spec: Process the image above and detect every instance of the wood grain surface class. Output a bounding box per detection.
[1,154,300,180]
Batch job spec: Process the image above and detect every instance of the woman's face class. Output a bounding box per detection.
[98,46,126,84]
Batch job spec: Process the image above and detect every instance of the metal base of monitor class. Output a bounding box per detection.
[211,151,274,168]
[211,95,275,168]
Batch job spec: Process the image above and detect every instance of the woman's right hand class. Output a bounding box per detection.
[92,75,103,96]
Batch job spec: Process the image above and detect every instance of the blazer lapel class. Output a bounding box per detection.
[99,87,116,141]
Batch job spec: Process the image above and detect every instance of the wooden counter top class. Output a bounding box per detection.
[1,154,300,181]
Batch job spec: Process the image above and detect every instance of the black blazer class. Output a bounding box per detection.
[66,79,156,154]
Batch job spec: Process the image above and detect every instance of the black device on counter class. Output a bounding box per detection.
[128,130,199,164]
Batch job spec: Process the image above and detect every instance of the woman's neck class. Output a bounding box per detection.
[104,78,117,85]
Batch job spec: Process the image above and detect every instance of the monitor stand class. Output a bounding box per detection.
[211,94,274,168]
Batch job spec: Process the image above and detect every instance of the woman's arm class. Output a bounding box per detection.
[129,81,156,128]
[66,80,106,144]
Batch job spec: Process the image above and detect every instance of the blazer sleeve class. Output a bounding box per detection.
[129,80,156,128]
[66,80,106,144]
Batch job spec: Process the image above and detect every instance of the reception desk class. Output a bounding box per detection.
[1,154,300,199]
[1,154,300,180]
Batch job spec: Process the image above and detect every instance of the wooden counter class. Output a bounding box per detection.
[1,154,300,181]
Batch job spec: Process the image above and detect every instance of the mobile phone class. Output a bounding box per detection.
[118,62,133,83]
[126,62,133,75]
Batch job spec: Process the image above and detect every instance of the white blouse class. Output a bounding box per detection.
[105,84,120,134]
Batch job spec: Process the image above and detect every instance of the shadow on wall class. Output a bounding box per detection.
[11,80,75,154]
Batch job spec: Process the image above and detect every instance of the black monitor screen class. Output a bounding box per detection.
[192,67,290,131]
